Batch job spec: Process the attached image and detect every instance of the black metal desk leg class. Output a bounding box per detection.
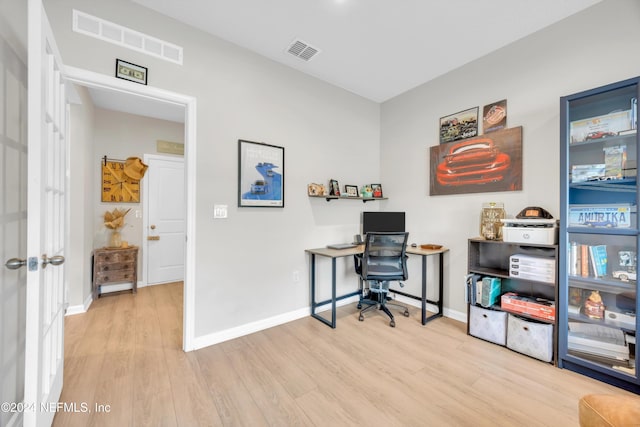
[438,253,444,315]
[331,257,337,328]
[421,254,427,325]
[310,254,316,316]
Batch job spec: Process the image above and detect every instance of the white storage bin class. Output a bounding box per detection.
[506,314,553,362]
[469,305,507,346]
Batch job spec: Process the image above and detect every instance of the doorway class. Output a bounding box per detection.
[143,154,185,286]
[64,65,197,351]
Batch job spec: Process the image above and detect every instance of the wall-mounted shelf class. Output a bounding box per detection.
[308,195,388,203]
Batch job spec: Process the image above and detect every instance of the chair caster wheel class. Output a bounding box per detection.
[357,303,362,309]
[390,320,396,327]
[359,315,364,321]
[403,310,410,317]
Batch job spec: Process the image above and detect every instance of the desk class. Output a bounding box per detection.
[306,245,448,328]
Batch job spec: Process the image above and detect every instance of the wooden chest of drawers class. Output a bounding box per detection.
[92,246,138,299]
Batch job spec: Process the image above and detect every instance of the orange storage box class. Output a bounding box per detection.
[500,292,556,322]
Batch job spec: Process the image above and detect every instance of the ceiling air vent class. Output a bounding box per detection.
[287,39,320,62]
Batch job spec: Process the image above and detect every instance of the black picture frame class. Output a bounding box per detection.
[329,179,340,196]
[238,140,285,207]
[344,185,359,197]
[371,184,383,198]
[115,59,148,85]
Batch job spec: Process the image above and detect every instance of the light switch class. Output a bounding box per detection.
[214,204,228,219]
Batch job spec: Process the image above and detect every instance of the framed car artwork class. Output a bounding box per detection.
[429,126,523,196]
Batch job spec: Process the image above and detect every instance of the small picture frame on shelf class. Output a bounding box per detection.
[307,183,326,196]
[344,185,359,197]
[329,179,340,196]
[371,184,383,198]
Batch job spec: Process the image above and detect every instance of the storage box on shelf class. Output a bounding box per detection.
[560,76,639,392]
[466,238,558,364]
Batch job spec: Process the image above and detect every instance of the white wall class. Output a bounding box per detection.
[67,85,95,308]
[45,0,381,339]
[380,0,640,317]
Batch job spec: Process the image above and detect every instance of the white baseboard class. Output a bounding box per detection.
[65,293,93,316]
[192,306,310,350]
[192,294,464,351]
[390,293,467,323]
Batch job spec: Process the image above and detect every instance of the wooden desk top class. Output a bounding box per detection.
[305,245,365,258]
[305,245,448,258]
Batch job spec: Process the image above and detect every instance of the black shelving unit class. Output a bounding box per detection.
[467,238,558,363]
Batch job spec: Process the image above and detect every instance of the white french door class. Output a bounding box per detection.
[23,1,68,426]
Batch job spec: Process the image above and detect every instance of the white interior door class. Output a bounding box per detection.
[23,2,68,426]
[0,4,28,427]
[145,155,185,285]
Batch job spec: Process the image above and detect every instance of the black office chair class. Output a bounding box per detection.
[355,232,410,327]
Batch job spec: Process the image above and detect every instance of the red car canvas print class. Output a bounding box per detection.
[430,126,522,196]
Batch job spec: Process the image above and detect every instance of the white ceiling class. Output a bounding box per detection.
[132,0,602,103]
[87,85,185,123]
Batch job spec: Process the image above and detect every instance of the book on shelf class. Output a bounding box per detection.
[464,274,482,306]
[589,245,608,277]
[568,242,608,278]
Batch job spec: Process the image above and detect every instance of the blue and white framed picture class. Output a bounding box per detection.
[238,139,284,207]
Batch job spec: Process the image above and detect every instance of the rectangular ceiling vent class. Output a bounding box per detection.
[287,39,320,62]
[72,10,183,65]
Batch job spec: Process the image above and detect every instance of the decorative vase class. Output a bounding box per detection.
[109,230,122,248]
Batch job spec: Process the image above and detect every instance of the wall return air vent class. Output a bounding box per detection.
[286,39,320,62]
[72,10,183,65]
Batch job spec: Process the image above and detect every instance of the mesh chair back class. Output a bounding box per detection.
[361,232,409,282]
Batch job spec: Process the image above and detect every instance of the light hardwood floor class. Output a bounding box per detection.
[54,282,634,426]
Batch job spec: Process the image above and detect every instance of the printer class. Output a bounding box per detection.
[500,206,558,245]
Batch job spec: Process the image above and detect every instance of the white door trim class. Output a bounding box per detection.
[141,154,185,287]
[63,65,197,352]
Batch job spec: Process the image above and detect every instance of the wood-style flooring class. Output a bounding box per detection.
[54,282,634,426]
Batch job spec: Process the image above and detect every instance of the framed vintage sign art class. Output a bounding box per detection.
[238,140,285,207]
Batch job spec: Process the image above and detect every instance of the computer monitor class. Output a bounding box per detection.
[361,211,406,235]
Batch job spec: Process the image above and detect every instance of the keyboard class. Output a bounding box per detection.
[326,243,357,250]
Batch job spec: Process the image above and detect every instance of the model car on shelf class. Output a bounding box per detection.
[585,131,617,140]
[436,138,511,186]
[612,270,637,282]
